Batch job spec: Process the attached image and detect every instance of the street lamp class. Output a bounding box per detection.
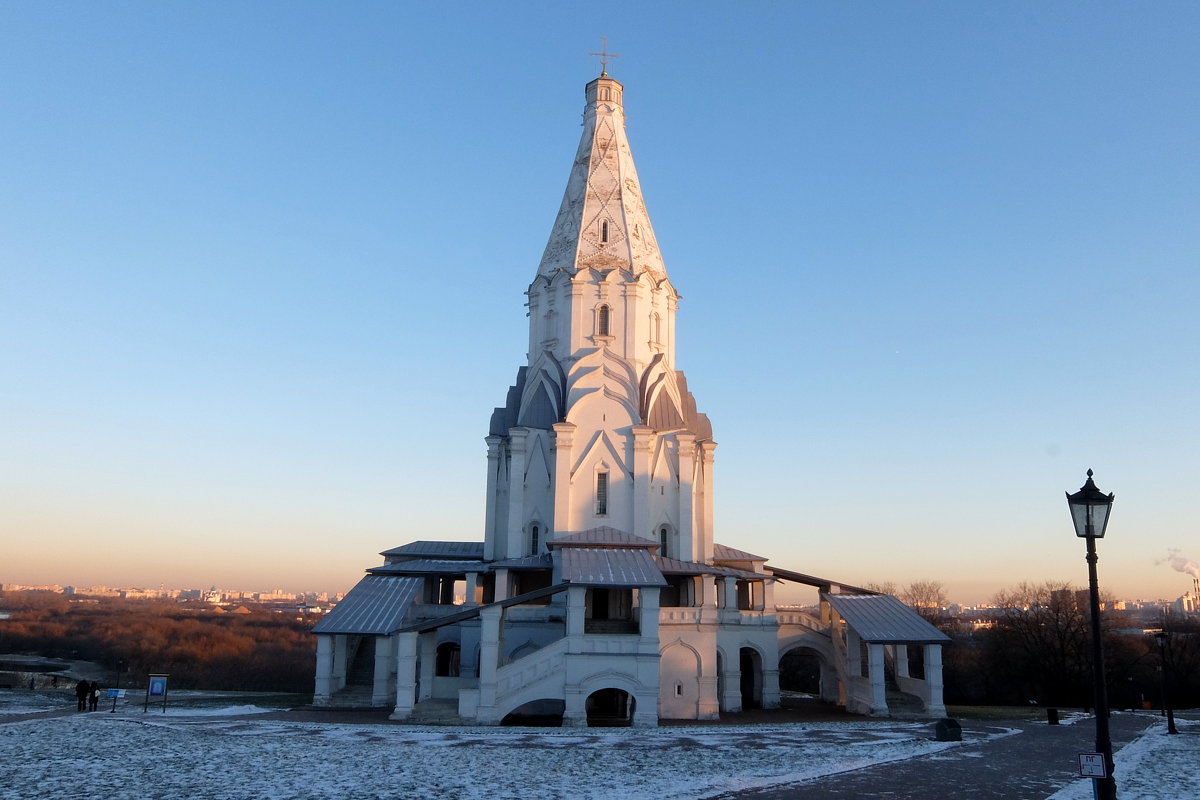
[1066,469,1116,800]
[1153,631,1179,735]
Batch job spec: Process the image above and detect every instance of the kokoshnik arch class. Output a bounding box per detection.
[312,69,949,727]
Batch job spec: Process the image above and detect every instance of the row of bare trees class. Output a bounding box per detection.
[887,580,1200,710]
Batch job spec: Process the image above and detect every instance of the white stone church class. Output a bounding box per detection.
[312,70,948,726]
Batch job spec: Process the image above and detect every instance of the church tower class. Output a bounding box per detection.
[483,73,716,564]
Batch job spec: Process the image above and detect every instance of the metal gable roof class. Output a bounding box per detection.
[379,541,485,560]
[826,594,950,644]
[311,575,422,635]
[490,553,553,570]
[562,548,668,586]
[655,555,763,580]
[712,543,767,562]
[551,527,659,549]
[369,559,488,575]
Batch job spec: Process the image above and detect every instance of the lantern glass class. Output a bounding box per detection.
[1065,470,1115,538]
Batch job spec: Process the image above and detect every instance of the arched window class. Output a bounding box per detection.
[597,304,610,336]
[435,642,461,677]
[595,472,609,516]
[651,312,661,343]
[659,526,669,558]
[530,524,540,556]
[600,220,609,243]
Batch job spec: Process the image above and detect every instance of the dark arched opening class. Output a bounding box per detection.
[740,647,762,710]
[586,688,633,727]
[501,699,564,727]
[779,648,822,696]
[435,642,460,677]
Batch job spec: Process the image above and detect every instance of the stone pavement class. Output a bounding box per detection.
[713,713,1156,800]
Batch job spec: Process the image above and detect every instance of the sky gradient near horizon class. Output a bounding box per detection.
[3,2,1198,605]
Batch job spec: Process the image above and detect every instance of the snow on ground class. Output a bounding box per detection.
[2,691,1196,799]
[0,700,989,800]
[1046,717,1200,800]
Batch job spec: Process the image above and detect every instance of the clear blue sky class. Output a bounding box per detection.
[3,2,1197,604]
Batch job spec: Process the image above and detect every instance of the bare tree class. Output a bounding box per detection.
[901,580,948,623]
[864,581,898,596]
[986,581,1092,706]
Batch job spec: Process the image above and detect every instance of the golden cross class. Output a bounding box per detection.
[589,36,620,77]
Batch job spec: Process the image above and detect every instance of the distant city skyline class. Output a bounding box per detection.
[4,4,1198,607]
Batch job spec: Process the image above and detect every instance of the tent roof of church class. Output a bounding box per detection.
[655,555,763,580]
[536,73,667,280]
[312,575,422,635]
[369,559,488,575]
[550,527,659,549]
[712,543,767,562]
[825,594,951,644]
[380,541,485,560]
[561,547,667,586]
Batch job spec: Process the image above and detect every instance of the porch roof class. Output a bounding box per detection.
[380,540,485,560]
[655,555,763,580]
[368,559,488,575]
[550,527,659,549]
[826,594,950,644]
[312,575,421,636]
[561,547,668,587]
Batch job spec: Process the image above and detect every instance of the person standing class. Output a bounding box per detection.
[74,680,88,712]
[88,681,100,712]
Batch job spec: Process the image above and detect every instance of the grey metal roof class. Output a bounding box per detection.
[826,594,951,644]
[713,542,767,562]
[562,548,668,586]
[655,556,763,579]
[551,527,659,549]
[490,553,553,570]
[369,559,488,575]
[311,575,421,635]
[379,540,485,560]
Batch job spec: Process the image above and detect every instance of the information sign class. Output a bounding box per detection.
[1078,753,1106,778]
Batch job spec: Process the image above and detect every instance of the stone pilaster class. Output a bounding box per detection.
[390,632,418,720]
[505,428,529,559]
[483,435,504,561]
[631,425,654,539]
[675,432,696,562]
[551,422,576,535]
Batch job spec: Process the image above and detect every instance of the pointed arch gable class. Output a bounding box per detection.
[651,436,678,484]
[570,429,629,479]
[518,381,558,429]
[524,437,552,488]
[646,390,684,431]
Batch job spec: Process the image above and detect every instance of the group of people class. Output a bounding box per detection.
[73,679,101,712]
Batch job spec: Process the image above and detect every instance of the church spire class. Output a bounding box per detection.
[537,73,667,281]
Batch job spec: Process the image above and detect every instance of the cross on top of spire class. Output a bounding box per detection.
[589,36,620,77]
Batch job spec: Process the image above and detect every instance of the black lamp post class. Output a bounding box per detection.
[1066,469,1116,800]
[1153,631,1179,735]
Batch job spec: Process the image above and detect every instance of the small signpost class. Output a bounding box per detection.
[1078,753,1106,778]
[144,673,169,714]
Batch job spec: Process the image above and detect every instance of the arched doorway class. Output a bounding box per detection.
[346,636,375,687]
[586,688,634,727]
[779,648,822,696]
[501,699,564,727]
[739,647,762,710]
[435,642,460,677]
[716,651,726,710]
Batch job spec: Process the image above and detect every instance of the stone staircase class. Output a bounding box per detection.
[886,688,930,719]
[406,698,464,725]
[328,685,376,709]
